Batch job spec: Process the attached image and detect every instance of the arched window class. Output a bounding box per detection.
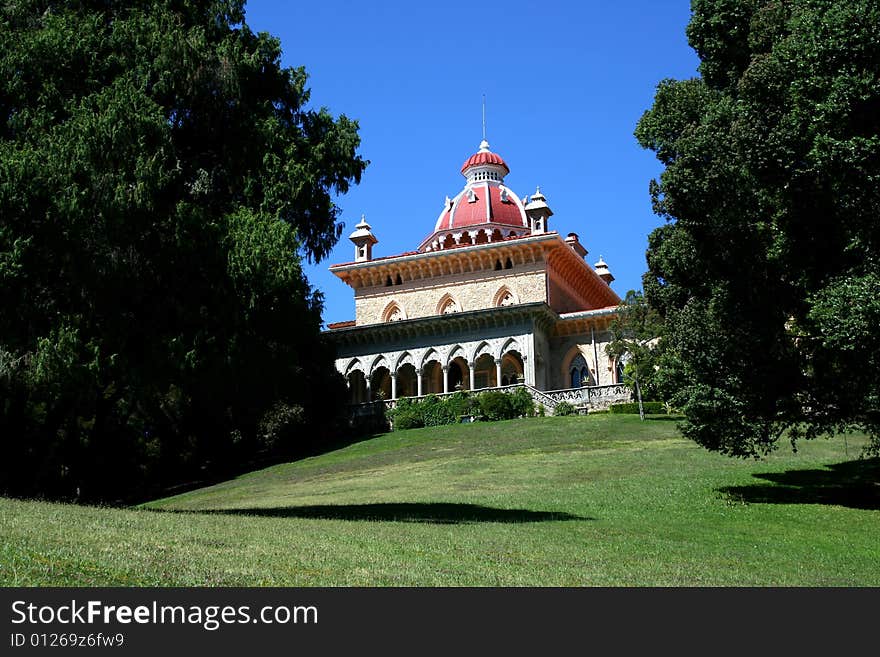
[437,294,460,315]
[570,354,591,388]
[615,360,626,384]
[494,286,517,307]
[382,302,406,323]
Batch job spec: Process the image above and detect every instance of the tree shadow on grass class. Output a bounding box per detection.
[161,503,592,524]
[718,458,880,510]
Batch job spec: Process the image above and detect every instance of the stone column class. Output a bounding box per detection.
[390,372,397,400]
[442,366,449,394]
[468,361,476,391]
[366,376,372,401]
[495,359,502,387]
[417,368,423,397]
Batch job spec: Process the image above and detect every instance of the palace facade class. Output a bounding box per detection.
[325,139,631,412]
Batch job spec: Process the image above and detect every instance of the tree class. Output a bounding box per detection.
[635,0,880,457]
[0,1,367,501]
[606,290,667,416]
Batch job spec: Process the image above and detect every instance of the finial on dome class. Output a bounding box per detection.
[478,139,491,153]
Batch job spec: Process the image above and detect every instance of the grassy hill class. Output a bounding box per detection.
[2,414,878,586]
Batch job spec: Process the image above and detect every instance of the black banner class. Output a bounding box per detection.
[0,587,874,654]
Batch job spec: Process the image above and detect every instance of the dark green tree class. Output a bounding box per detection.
[635,0,880,457]
[0,0,367,501]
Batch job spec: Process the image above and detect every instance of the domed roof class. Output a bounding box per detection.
[434,185,527,232]
[461,140,510,175]
[417,140,531,251]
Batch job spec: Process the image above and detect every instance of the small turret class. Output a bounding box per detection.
[594,255,614,285]
[349,215,378,262]
[524,186,553,234]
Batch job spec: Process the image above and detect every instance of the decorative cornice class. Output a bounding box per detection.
[324,302,558,346]
[324,301,618,346]
[330,233,563,290]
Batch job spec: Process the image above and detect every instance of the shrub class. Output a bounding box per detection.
[609,401,666,414]
[554,401,576,416]
[477,391,515,421]
[419,395,455,426]
[388,398,424,430]
[508,387,535,417]
[536,403,546,417]
[446,391,477,419]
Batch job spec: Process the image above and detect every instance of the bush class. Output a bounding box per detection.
[508,387,535,417]
[419,395,456,426]
[477,391,515,421]
[609,401,666,414]
[554,401,576,416]
[446,391,478,419]
[387,398,424,430]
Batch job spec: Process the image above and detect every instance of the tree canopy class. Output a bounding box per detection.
[0,0,367,501]
[635,0,880,457]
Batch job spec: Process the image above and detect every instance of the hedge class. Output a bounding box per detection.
[387,388,534,430]
[608,401,666,414]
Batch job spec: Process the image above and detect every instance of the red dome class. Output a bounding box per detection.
[434,185,527,232]
[460,150,510,175]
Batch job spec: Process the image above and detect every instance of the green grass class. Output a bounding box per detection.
[2,415,878,586]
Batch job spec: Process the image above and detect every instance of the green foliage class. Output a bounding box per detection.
[388,388,536,430]
[553,401,576,417]
[477,391,515,421]
[636,0,880,457]
[609,402,666,415]
[0,0,367,501]
[606,290,668,402]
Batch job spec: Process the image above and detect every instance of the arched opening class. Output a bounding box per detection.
[494,259,502,271]
[459,232,473,246]
[491,229,503,242]
[615,360,625,384]
[347,370,367,404]
[475,230,489,245]
[504,257,513,269]
[474,353,497,389]
[395,273,403,285]
[448,356,470,392]
[569,353,594,388]
[371,366,391,401]
[500,350,524,386]
[422,360,443,395]
[494,286,518,307]
[437,294,460,315]
[382,302,405,323]
[396,363,418,398]
[443,234,455,249]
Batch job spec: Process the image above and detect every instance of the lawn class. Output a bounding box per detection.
[1,414,877,586]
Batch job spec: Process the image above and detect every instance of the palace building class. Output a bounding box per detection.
[325,139,631,412]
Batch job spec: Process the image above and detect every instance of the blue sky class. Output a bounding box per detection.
[242,0,701,326]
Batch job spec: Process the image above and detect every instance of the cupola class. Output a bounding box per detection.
[525,186,553,234]
[594,256,614,285]
[419,140,530,252]
[349,215,378,262]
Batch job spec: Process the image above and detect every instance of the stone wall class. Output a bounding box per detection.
[354,263,547,325]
